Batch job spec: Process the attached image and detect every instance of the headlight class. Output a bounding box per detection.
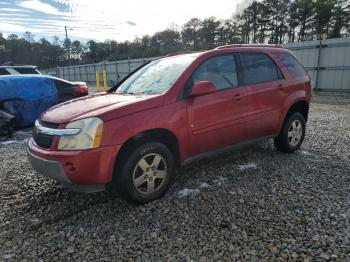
[58,117,103,150]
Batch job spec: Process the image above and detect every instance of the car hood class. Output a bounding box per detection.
[40,92,164,124]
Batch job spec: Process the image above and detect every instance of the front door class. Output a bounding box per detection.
[186,54,248,157]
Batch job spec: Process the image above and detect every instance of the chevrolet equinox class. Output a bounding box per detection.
[28,44,311,203]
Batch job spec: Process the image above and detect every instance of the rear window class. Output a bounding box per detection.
[14,67,39,74]
[240,53,281,85]
[0,68,10,75]
[54,79,73,90]
[277,52,306,78]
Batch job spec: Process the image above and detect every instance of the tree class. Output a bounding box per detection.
[314,0,337,38]
[70,40,83,63]
[199,17,221,49]
[293,0,315,41]
[329,0,350,38]
[287,0,299,42]
[262,0,291,44]
[152,29,183,55]
[23,31,34,43]
[181,18,202,50]
[1,1,349,69]
[216,19,241,45]
[245,2,260,43]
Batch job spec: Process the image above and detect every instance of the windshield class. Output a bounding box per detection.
[116,53,200,95]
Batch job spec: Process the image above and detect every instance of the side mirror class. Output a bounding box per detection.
[189,81,217,97]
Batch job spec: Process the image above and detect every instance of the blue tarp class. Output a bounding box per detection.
[0,75,58,127]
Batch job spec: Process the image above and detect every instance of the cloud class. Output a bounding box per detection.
[1,0,237,42]
[0,14,30,17]
[0,21,32,33]
[0,8,31,12]
[125,21,137,26]
[19,0,63,15]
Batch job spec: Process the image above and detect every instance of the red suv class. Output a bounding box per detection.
[27,45,311,203]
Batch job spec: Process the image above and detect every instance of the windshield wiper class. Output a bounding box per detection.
[119,91,136,95]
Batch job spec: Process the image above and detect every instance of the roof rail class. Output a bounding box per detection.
[215,44,283,50]
[163,51,193,58]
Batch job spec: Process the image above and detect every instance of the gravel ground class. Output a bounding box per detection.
[0,101,349,261]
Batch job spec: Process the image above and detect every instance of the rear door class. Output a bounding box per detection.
[186,54,248,157]
[239,52,286,139]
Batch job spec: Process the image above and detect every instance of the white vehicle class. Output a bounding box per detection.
[0,64,41,75]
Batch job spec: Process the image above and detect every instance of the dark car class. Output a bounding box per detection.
[52,78,89,103]
[28,44,311,204]
[0,75,88,130]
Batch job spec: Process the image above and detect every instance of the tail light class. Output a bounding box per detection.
[74,85,88,95]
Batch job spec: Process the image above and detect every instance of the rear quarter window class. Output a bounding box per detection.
[240,53,281,85]
[277,52,306,78]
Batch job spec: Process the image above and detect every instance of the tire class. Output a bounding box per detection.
[116,142,174,204]
[274,112,306,153]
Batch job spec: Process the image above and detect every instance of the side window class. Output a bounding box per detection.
[192,55,238,90]
[0,68,10,75]
[277,52,306,78]
[240,53,280,85]
[14,67,39,74]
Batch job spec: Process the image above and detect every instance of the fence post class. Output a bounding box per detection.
[56,67,60,78]
[94,64,100,92]
[84,65,88,83]
[315,38,322,91]
[102,62,108,91]
[115,61,120,83]
[78,66,82,81]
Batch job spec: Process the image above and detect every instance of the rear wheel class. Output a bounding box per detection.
[274,112,306,153]
[116,142,174,204]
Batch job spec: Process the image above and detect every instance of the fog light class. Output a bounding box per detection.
[64,162,75,172]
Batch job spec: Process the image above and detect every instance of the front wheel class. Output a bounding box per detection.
[117,142,174,204]
[274,112,306,153]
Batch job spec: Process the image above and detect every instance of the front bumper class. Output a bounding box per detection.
[27,138,121,193]
[27,148,105,193]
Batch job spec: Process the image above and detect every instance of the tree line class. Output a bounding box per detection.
[0,0,349,69]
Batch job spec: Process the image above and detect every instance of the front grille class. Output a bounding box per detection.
[32,120,59,149]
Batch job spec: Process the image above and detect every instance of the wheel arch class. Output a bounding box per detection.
[278,100,309,135]
[285,100,309,123]
[113,128,181,178]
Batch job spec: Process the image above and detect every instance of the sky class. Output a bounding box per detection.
[0,0,238,42]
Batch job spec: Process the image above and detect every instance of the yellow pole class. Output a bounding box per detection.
[103,70,107,91]
[95,71,100,92]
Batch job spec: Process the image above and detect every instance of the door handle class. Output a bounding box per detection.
[278,84,285,91]
[233,94,242,101]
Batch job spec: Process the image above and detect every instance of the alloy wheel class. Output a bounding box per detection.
[132,153,168,194]
[288,119,303,147]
